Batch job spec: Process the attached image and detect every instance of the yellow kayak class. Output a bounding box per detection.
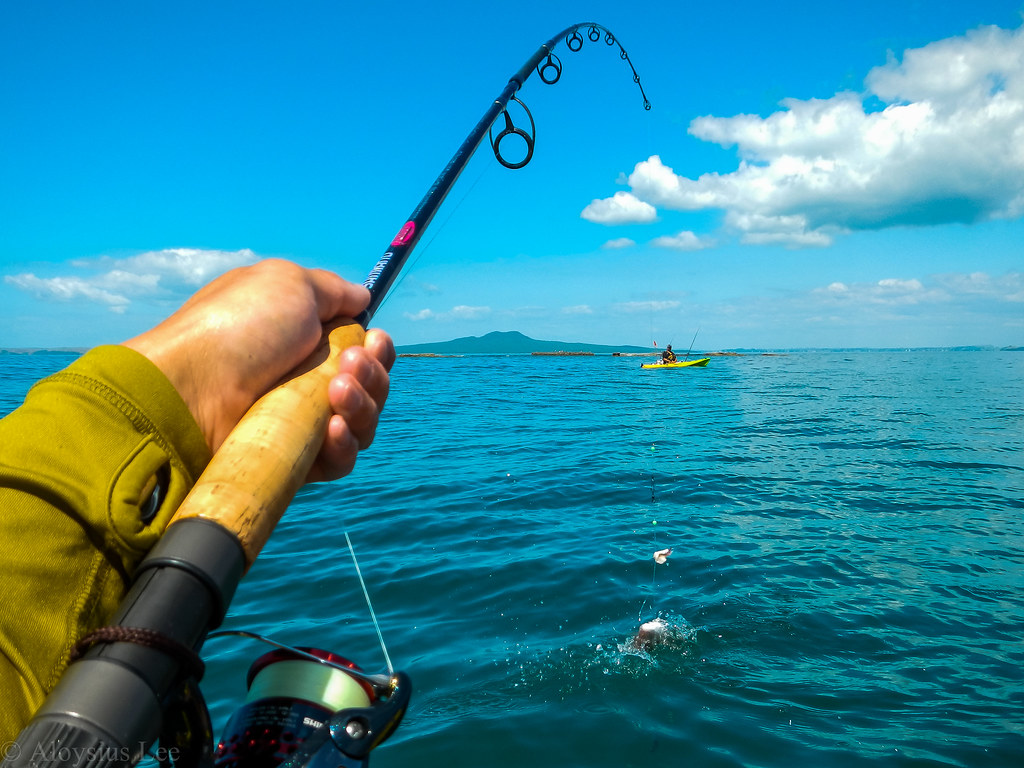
[640,358,710,369]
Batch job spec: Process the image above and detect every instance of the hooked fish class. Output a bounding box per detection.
[629,617,669,652]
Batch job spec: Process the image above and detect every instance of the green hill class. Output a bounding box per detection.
[396,331,652,355]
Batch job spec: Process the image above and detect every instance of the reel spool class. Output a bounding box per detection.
[212,648,399,768]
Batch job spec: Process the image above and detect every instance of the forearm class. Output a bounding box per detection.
[0,345,210,740]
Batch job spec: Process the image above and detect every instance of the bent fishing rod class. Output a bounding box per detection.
[4,22,648,768]
[355,22,648,325]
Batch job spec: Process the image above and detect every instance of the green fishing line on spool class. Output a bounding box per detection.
[246,659,372,711]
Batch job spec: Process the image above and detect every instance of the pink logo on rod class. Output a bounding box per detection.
[391,221,416,247]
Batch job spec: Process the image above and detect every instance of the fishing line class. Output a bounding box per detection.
[364,158,494,319]
[204,534,396,680]
[205,629,394,689]
[346,531,394,676]
[637,447,660,622]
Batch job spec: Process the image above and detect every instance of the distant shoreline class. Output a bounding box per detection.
[3,345,1020,357]
[392,331,1022,356]
[396,348,1022,358]
[397,350,762,358]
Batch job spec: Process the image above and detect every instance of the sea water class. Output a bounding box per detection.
[2,350,1022,767]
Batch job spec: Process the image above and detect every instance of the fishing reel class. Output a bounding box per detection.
[161,642,410,768]
[212,646,409,768]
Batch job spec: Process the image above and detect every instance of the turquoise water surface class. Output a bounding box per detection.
[2,350,1022,766]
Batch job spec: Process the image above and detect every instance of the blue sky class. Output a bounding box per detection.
[2,0,1022,350]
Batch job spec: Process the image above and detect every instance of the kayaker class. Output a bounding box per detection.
[662,344,677,363]
[0,259,396,742]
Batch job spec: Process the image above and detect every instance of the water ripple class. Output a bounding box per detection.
[6,351,1022,766]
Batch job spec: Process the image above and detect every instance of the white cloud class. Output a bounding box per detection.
[580,191,657,225]
[866,25,1024,108]
[5,248,258,312]
[612,300,681,313]
[812,277,945,306]
[933,271,1024,301]
[71,248,259,288]
[650,230,711,251]
[404,305,492,322]
[597,24,1024,247]
[602,237,636,249]
[450,305,490,319]
[562,304,594,315]
[404,277,441,295]
[724,211,837,247]
[4,274,133,313]
[505,305,546,318]
[812,271,1024,307]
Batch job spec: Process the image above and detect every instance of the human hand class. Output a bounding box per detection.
[123,259,395,482]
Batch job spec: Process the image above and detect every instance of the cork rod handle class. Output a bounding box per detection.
[167,322,366,567]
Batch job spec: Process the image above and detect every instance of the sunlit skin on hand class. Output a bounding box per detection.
[122,259,396,483]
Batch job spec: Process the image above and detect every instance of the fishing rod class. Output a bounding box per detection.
[3,22,648,768]
[683,327,700,360]
[356,21,648,325]
[356,22,648,324]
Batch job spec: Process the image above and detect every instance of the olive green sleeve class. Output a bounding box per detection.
[0,345,211,741]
